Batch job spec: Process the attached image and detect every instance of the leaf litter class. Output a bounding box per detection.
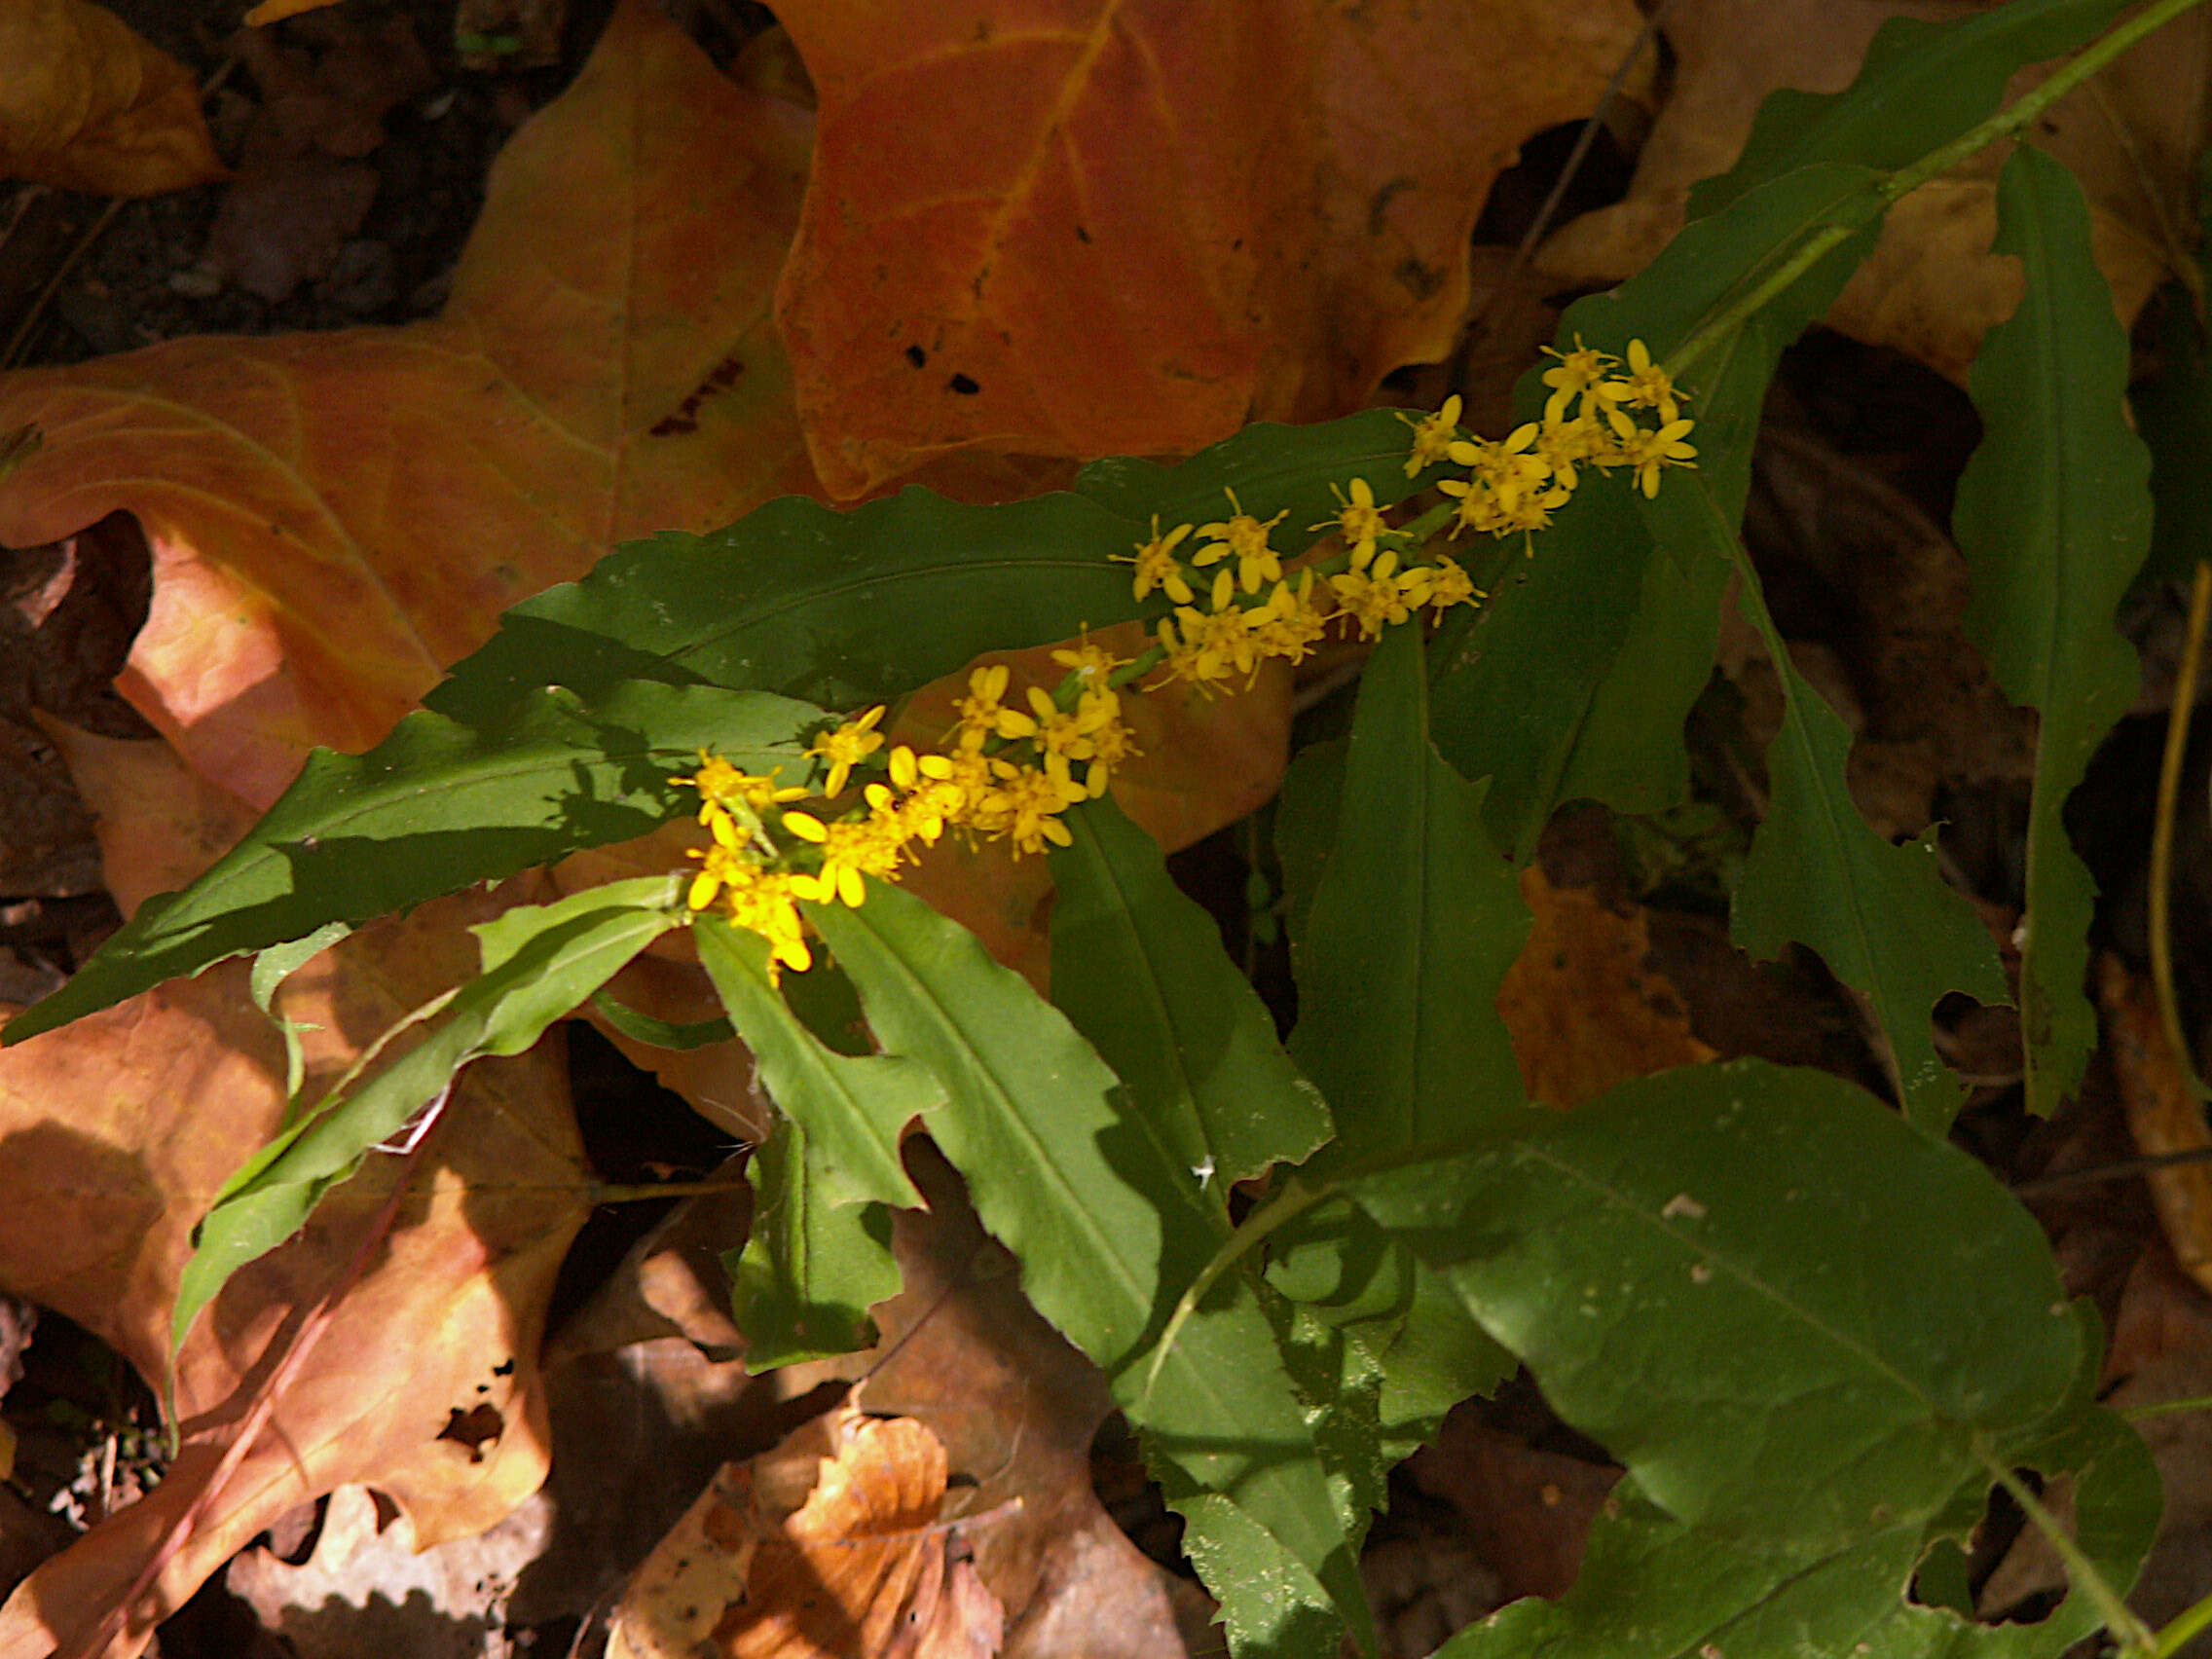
[1,0,2211,1654]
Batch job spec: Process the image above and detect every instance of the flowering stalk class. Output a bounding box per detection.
[672,340,1696,975]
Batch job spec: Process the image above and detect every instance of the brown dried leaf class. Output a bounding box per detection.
[1499,866,1717,1108]
[1536,0,2194,381]
[772,0,1644,498]
[0,886,590,1657]
[0,0,227,196]
[610,1405,1005,1659]
[2098,951,2212,1298]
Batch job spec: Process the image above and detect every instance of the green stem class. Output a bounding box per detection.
[1666,0,2209,381]
[2122,1390,2212,1423]
[2151,1587,2212,1659]
[1980,1449,2156,1654]
[2150,562,2212,1101]
[1135,1174,1332,1409]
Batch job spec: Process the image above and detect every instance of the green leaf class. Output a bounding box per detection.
[173,878,683,1362]
[1289,623,1530,1149]
[1432,164,1886,853]
[6,682,823,1044]
[425,412,1433,722]
[587,992,734,1051]
[694,916,935,1215]
[1277,622,1523,1450]
[1645,476,2006,1130]
[725,1119,902,1368]
[695,918,940,1366]
[1953,146,2152,1117]
[249,922,352,1107]
[1689,0,2125,219]
[1353,1060,2081,1554]
[810,880,1375,1658]
[1049,793,1331,1191]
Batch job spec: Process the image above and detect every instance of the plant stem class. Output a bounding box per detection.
[1666,0,2211,381]
[2150,562,2212,1100]
[1980,1450,2156,1654]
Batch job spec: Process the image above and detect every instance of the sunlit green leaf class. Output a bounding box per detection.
[812,880,1374,1658]
[1354,1060,2080,1551]
[174,878,683,1362]
[726,1120,902,1368]
[1050,793,1330,1191]
[426,413,1434,721]
[6,683,822,1044]
[1953,146,2151,1117]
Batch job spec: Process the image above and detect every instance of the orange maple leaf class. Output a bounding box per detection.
[772,0,1644,498]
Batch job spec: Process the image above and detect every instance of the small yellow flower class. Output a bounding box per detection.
[672,754,809,824]
[1607,412,1698,497]
[1540,336,1618,424]
[1192,489,1287,594]
[951,664,1030,747]
[1315,477,1389,567]
[1595,338,1683,425]
[808,705,887,795]
[1328,550,1429,639]
[1421,556,1481,618]
[1400,395,1463,477]
[1251,572,1330,666]
[1051,636,1127,686]
[1120,516,1197,604]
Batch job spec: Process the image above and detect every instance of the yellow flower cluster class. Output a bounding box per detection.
[674,648,1145,975]
[1406,337,1697,541]
[1126,481,1482,694]
[675,340,1696,972]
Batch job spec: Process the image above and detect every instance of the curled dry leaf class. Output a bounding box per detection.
[1498,866,1717,1109]
[610,1403,1006,1659]
[0,0,227,196]
[1537,0,2191,382]
[772,0,1645,498]
[0,885,590,1658]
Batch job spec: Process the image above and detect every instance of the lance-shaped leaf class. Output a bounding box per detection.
[1645,477,2006,1130]
[725,1122,902,1368]
[1432,163,1885,853]
[1689,0,2126,218]
[1289,623,1528,1148]
[1353,1060,2081,1553]
[5,682,822,1043]
[696,916,943,1365]
[427,411,1431,722]
[1954,147,2151,1117]
[811,881,1374,1658]
[1049,793,1330,1193]
[173,877,684,1361]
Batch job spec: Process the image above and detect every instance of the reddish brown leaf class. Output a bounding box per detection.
[1499,867,1716,1109]
[0,0,227,197]
[0,886,589,1656]
[0,0,818,810]
[772,0,1643,498]
[610,1405,1007,1659]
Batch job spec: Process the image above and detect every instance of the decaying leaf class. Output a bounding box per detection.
[0,886,589,1657]
[226,1483,555,1659]
[772,0,1645,498]
[1537,0,2194,382]
[610,1403,1006,1659]
[0,0,818,810]
[1498,866,1717,1108]
[2098,952,2212,1299]
[0,0,227,196]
